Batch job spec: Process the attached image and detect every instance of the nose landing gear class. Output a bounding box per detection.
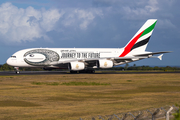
[14,67,20,74]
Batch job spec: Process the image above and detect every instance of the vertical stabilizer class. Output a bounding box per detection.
[119,19,157,57]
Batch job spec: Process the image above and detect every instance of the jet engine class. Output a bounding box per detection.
[69,62,85,71]
[97,60,113,68]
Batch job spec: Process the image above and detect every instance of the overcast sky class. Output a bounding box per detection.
[0,0,179,66]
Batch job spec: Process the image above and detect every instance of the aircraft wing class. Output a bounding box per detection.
[50,56,147,68]
[50,51,171,68]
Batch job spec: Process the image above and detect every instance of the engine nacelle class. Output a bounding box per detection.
[69,62,85,71]
[97,60,113,68]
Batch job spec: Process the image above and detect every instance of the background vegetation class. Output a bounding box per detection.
[0,63,180,71]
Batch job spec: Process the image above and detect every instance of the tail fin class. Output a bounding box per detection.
[119,19,157,57]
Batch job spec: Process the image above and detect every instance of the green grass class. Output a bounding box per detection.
[0,73,180,119]
[0,100,41,107]
[32,81,111,86]
[32,81,59,85]
[126,80,132,82]
[61,81,111,86]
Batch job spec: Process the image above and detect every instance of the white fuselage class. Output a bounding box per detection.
[7,48,124,68]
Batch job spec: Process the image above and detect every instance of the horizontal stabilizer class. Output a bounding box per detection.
[158,54,163,60]
[149,54,164,60]
[134,51,172,57]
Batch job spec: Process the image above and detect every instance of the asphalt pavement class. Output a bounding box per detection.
[0,71,180,76]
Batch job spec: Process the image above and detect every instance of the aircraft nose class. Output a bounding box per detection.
[6,57,15,66]
[6,58,11,66]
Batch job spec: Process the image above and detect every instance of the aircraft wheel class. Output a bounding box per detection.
[70,71,78,74]
[86,70,95,73]
[78,70,95,73]
[91,70,95,73]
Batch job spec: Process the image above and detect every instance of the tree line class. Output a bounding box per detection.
[0,63,180,71]
[0,64,43,71]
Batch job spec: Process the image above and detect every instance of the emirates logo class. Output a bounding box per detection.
[104,62,107,67]
[76,64,79,69]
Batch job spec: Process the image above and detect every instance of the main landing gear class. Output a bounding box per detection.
[70,70,95,74]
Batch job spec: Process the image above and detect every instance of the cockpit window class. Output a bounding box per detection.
[11,56,16,58]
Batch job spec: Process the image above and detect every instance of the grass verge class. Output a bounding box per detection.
[0,73,180,120]
[32,81,111,86]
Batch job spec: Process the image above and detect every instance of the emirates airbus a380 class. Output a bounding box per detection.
[6,19,171,74]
